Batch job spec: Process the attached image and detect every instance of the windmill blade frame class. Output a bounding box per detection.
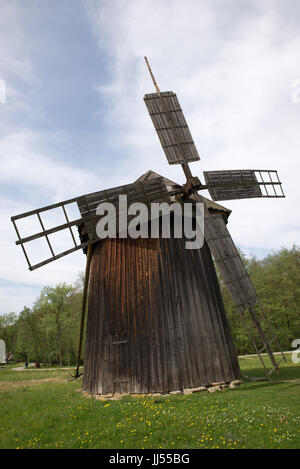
[11,176,175,271]
[11,197,86,271]
[203,169,285,201]
[204,210,285,374]
[204,211,259,313]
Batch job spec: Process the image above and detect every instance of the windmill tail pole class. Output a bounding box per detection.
[144,56,161,94]
[144,56,194,183]
[73,244,93,379]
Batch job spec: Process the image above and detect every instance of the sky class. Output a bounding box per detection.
[0,0,299,314]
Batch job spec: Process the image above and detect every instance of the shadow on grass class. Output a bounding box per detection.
[237,363,300,392]
[240,358,300,378]
[238,380,292,393]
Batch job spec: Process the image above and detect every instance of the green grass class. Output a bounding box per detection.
[0,356,299,449]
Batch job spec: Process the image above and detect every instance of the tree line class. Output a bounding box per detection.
[221,245,300,355]
[0,246,299,365]
[0,274,84,366]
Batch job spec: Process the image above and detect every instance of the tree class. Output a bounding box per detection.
[34,283,74,367]
[16,307,44,366]
[0,312,17,361]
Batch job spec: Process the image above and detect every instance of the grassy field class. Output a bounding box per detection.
[0,355,299,449]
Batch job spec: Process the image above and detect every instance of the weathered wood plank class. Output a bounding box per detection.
[83,228,241,395]
[144,91,200,165]
[204,212,258,312]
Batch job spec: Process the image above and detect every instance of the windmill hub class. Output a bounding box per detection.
[182,176,202,197]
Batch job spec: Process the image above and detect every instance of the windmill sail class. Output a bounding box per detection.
[203,169,285,201]
[204,211,285,373]
[144,91,200,165]
[11,177,171,271]
[204,212,258,313]
[11,197,87,271]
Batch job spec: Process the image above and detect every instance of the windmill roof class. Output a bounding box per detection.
[135,170,232,221]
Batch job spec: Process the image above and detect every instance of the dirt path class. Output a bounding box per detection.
[0,377,68,390]
[11,366,76,371]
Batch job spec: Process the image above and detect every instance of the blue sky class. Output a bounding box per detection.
[0,0,299,313]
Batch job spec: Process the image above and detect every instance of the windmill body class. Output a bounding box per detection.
[11,60,286,392]
[82,171,240,394]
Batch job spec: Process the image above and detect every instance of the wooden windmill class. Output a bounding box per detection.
[11,58,286,394]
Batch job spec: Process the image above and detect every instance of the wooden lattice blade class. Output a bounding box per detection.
[204,212,259,313]
[11,198,87,270]
[203,169,285,201]
[204,211,284,373]
[144,91,200,165]
[11,178,174,270]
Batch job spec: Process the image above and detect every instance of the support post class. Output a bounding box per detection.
[73,244,93,379]
[248,305,279,371]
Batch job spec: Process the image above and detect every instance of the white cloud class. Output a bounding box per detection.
[0,130,103,201]
[0,282,41,314]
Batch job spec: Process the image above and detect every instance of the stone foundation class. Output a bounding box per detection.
[80,380,243,401]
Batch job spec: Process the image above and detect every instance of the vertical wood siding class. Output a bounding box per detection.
[83,234,240,395]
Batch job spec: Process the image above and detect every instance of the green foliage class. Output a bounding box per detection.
[0,274,84,366]
[0,312,18,361]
